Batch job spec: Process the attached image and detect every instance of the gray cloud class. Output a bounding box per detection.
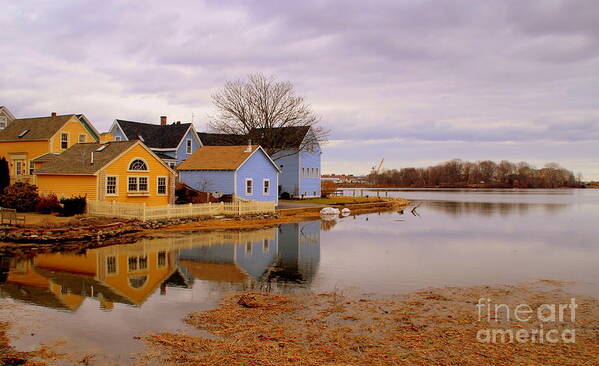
[1,0,598,178]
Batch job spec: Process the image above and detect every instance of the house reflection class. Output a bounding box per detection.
[0,221,321,311]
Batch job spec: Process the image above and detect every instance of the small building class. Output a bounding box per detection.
[34,140,175,206]
[108,116,201,168]
[0,106,16,130]
[177,145,280,204]
[198,126,321,198]
[0,112,99,184]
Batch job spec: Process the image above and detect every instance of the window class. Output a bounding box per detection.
[0,116,7,129]
[245,241,252,254]
[61,133,68,149]
[128,176,149,192]
[138,177,148,191]
[311,168,315,177]
[157,251,166,268]
[106,176,117,195]
[128,257,138,271]
[138,256,148,270]
[29,162,34,176]
[114,136,122,141]
[128,275,147,289]
[263,179,270,195]
[129,159,148,171]
[15,161,24,176]
[316,168,319,177]
[157,177,167,195]
[169,162,175,168]
[79,134,86,143]
[263,239,269,252]
[186,139,192,154]
[245,178,253,195]
[128,177,138,191]
[302,168,305,177]
[106,256,117,274]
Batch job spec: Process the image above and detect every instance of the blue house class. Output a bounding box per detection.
[177,145,280,203]
[198,126,321,198]
[109,116,201,167]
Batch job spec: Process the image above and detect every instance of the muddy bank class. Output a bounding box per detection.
[141,281,599,365]
[0,198,408,249]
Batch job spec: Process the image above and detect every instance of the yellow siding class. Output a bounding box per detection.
[49,116,98,153]
[99,132,113,143]
[36,174,98,200]
[102,143,174,206]
[0,140,50,176]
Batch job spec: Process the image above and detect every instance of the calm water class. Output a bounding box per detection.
[1,189,598,362]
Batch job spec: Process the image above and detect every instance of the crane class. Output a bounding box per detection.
[371,158,384,175]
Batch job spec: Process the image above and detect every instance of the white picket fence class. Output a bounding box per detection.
[87,200,275,221]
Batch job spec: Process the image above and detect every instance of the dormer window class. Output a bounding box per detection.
[0,116,7,129]
[129,159,148,171]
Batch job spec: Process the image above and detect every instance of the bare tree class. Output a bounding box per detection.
[209,73,328,158]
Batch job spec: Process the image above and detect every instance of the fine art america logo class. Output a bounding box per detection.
[476,298,577,344]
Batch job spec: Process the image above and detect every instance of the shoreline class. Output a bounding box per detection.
[0,197,409,253]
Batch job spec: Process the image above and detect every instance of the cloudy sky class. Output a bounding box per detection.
[1,0,598,179]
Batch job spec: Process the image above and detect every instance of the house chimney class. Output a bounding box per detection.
[160,116,167,125]
[51,112,57,117]
[245,139,252,153]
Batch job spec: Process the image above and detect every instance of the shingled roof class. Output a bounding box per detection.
[197,132,248,146]
[35,141,138,175]
[115,120,193,149]
[0,114,75,141]
[177,145,265,171]
[197,126,311,150]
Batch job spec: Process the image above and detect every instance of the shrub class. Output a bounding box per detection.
[0,182,39,212]
[35,194,62,214]
[280,192,291,200]
[60,196,87,216]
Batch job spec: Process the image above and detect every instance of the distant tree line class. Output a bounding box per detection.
[369,160,582,188]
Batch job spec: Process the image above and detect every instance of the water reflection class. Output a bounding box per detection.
[0,221,321,311]
[420,200,569,216]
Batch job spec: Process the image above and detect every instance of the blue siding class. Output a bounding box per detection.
[111,125,127,141]
[299,143,321,198]
[161,150,176,159]
[235,149,279,203]
[175,128,200,164]
[178,170,235,194]
[272,150,299,196]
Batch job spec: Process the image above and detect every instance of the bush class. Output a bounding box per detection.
[0,182,39,212]
[280,192,291,200]
[36,194,62,214]
[60,196,87,216]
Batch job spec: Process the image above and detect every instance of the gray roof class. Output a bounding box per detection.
[0,114,75,141]
[116,119,193,149]
[35,141,138,175]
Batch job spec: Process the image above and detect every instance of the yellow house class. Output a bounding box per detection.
[34,140,176,206]
[0,113,99,184]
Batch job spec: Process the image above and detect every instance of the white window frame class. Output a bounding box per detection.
[186,139,193,154]
[127,158,149,172]
[157,251,167,268]
[245,178,253,196]
[106,256,118,275]
[263,178,270,196]
[156,176,167,195]
[61,132,69,150]
[78,134,86,143]
[106,175,119,196]
[127,175,150,193]
[316,168,319,177]
[114,135,122,141]
[15,160,24,176]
